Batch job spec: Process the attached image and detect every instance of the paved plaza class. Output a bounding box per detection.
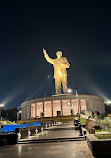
[0,122,93,158]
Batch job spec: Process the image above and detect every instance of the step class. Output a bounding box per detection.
[17,136,85,144]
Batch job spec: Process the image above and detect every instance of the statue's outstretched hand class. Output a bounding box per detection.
[43,48,53,64]
[43,48,47,55]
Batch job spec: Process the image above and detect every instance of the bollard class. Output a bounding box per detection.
[79,125,83,136]
[35,129,38,134]
[28,130,31,136]
[45,124,47,128]
[17,132,21,139]
[41,127,43,132]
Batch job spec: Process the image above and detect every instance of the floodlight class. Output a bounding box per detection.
[0,104,4,107]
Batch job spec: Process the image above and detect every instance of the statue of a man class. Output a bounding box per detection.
[43,49,70,94]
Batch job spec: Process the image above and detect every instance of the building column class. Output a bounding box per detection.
[70,100,73,115]
[35,102,37,117]
[21,107,23,120]
[29,104,31,120]
[27,105,29,120]
[72,100,74,115]
[51,101,53,117]
[43,102,44,117]
[26,105,28,119]
[24,106,26,120]
[61,100,63,116]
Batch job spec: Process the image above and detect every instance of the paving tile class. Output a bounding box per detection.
[0,122,93,158]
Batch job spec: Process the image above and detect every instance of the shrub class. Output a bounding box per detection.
[100,117,111,132]
[80,110,85,115]
[98,113,106,119]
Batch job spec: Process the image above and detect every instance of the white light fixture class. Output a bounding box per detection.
[0,104,4,107]
[106,101,111,104]
[67,89,72,93]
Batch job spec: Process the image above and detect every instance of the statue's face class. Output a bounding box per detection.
[56,51,62,58]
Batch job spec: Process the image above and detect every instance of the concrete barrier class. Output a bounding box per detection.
[0,139,7,146]
[0,134,17,146]
[15,126,40,139]
[86,134,111,157]
[0,121,59,145]
[15,121,58,139]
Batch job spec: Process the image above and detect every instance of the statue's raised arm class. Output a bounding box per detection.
[43,48,54,64]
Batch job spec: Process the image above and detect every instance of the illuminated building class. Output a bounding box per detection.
[21,94,105,120]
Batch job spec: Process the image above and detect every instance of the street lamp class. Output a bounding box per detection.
[68,87,83,136]
[0,104,4,120]
[67,88,80,114]
[67,88,72,93]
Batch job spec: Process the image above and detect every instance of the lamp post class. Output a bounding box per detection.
[0,104,4,120]
[75,88,80,114]
[67,88,80,114]
[68,88,83,136]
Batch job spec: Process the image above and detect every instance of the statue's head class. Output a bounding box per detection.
[56,51,62,58]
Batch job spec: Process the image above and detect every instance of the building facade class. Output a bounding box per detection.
[21,94,105,120]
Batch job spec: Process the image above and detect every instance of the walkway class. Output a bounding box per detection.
[0,122,93,158]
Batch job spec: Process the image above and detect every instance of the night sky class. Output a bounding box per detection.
[0,1,111,109]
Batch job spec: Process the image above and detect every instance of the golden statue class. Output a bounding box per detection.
[43,48,70,94]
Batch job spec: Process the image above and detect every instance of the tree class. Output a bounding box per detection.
[1,107,18,121]
[104,103,111,114]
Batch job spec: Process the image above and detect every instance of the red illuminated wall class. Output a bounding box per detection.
[80,99,86,110]
[36,102,43,117]
[31,99,87,118]
[72,100,78,115]
[31,103,35,118]
[62,100,71,116]
[53,100,61,116]
[44,101,52,117]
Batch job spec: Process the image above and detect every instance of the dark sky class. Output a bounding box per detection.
[0,1,111,109]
